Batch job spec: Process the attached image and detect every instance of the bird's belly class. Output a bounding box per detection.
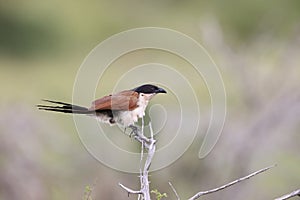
[116,107,145,127]
[94,112,114,125]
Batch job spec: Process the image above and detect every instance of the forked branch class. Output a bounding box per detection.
[119,122,156,200]
[119,123,277,200]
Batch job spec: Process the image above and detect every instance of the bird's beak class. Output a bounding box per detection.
[156,88,167,94]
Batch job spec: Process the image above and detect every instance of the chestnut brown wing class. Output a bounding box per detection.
[89,90,139,111]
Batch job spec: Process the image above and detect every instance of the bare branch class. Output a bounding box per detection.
[275,189,300,200]
[169,181,180,200]
[119,121,156,200]
[188,164,276,200]
[118,183,143,196]
[139,118,145,200]
[140,122,156,200]
[133,131,151,148]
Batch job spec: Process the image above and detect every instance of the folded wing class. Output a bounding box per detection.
[90,90,139,111]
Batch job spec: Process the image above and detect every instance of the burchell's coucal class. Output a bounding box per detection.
[37,84,167,129]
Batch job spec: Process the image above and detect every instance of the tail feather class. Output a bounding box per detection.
[37,99,92,114]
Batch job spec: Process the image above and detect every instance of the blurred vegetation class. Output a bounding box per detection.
[1,0,300,200]
[1,0,300,59]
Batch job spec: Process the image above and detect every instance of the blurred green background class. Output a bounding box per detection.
[1,0,300,199]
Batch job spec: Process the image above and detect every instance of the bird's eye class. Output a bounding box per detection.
[141,94,144,96]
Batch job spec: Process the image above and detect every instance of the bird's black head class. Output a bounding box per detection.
[133,84,167,94]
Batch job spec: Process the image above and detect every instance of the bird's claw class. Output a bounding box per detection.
[128,125,139,137]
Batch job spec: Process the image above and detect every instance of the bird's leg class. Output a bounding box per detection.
[128,125,151,145]
[128,125,140,137]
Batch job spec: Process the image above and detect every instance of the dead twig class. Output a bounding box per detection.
[118,183,143,196]
[275,189,300,200]
[188,164,276,200]
[119,121,156,200]
[168,181,180,200]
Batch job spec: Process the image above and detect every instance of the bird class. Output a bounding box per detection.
[37,84,167,133]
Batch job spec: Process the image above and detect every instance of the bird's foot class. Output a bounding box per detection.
[127,125,152,145]
[128,125,140,137]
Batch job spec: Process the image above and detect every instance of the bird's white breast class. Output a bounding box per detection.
[115,93,155,127]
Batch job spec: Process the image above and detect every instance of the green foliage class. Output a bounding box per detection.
[1,0,300,59]
[151,189,167,200]
[0,10,60,58]
[83,185,93,200]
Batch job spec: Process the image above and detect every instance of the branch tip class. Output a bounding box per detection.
[188,164,276,200]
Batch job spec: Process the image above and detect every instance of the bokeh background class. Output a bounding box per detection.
[1,1,300,199]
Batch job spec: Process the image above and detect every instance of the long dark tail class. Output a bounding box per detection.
[37,99,92,114]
